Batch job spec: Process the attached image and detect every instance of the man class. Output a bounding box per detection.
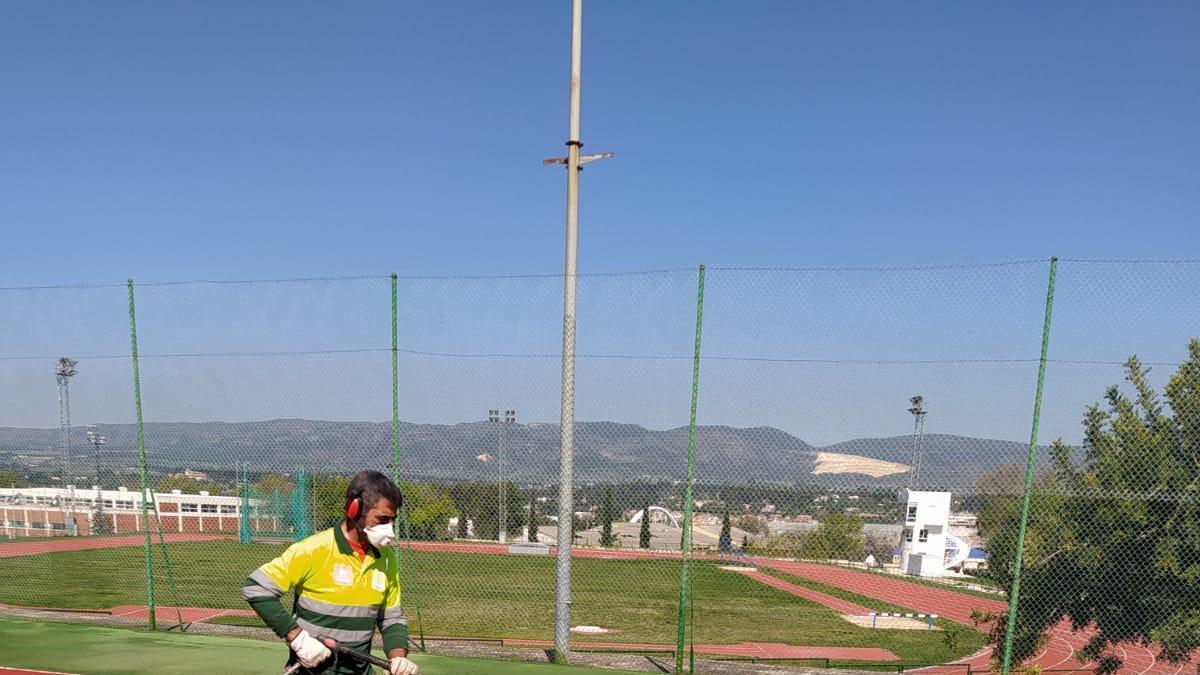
[242,470,419,675]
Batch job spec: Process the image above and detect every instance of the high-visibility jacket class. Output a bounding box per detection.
[242,525,407,674]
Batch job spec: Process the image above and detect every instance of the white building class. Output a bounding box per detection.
[899,489,951,577]
[0,485,275,538]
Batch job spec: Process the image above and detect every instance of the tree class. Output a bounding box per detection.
[447,483,483,539]
[863,532,894,566]
[719,507,733,553]
[801,513,864,561]
[761,531,807,558]
[446,481,523,541]
[734,515,767,536]
[312,474,351,529]
[639,503,651,549]
[400,483,459,541]
[599,487,616,547]
[571,515,590,544]
[502,483,525,539]
[527,494,539,542]
[0,470,28,488]
[979,343,1200,672]
[448,482,496,540]
[256,473,294,495]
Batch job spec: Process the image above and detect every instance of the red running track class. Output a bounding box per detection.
[504,639,897,662]
[109,605,256,623]
[750,559,1196,675]
[0,669,77,674]
[753,559,1007,623]
[728,568,872,615]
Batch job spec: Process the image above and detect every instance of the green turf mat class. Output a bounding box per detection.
[0,619,630,675]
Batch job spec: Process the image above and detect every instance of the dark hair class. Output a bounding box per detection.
[345,470,402,517]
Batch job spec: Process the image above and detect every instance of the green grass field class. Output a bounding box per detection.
[0,619,627,675]
[0,540,983,665]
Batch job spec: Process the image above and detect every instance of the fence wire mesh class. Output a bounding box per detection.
[0,260,1197,674]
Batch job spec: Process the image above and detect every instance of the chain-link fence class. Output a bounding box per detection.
[0,260,1197,674]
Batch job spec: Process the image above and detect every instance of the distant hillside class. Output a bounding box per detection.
[0,421,1033,489]
[823,434,1036,489]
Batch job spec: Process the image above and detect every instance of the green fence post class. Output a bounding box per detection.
[293,467,312,540]
[675,265,706,674]
[127,279,155,631]
[239,464,252,544]
[391,272,426,651]
[1000,257,1058,675]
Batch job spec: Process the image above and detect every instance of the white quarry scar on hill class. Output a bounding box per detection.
[811,452,910,478]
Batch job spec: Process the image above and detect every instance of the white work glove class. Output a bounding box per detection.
[389,656,419,675]
[289,629,331,669]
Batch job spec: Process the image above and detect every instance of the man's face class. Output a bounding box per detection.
[362,498,397,528]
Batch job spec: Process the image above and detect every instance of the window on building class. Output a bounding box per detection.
[29,522,47,530]
[116,501,134,510]
[904,529,913,543]
[102,500,114,508]
[180,503,198,513]
[906,505,918,522]
[50,522,67,531]
[919,529,929,543]
[220,505,237,515]
[5,520,22,528]
[200,504,217,514]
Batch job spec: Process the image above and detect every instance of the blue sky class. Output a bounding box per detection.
[1,3,1198,448]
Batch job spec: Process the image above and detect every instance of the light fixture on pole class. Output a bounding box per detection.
[542,152,613,167]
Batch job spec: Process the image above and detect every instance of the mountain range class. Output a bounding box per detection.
[0,420,1038,489]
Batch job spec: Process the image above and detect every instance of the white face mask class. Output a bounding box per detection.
[364,523,396,548]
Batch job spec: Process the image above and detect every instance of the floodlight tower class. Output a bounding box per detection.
[55,357,79,534]
[488,409,517,544]
[907,395,928,489]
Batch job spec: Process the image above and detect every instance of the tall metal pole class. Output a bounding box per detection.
[127,280,156,631]
[501,410,514,544]
[87,426,107,535]
[1000,257,1058,675]
[55,357,78,535]
[675,265,707,674]
[391,273,401,483]
[392,273,426,651]
[907,396,927,489]
[489,408,508,544]
[554,0,584,663]
[500,416,506,545]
